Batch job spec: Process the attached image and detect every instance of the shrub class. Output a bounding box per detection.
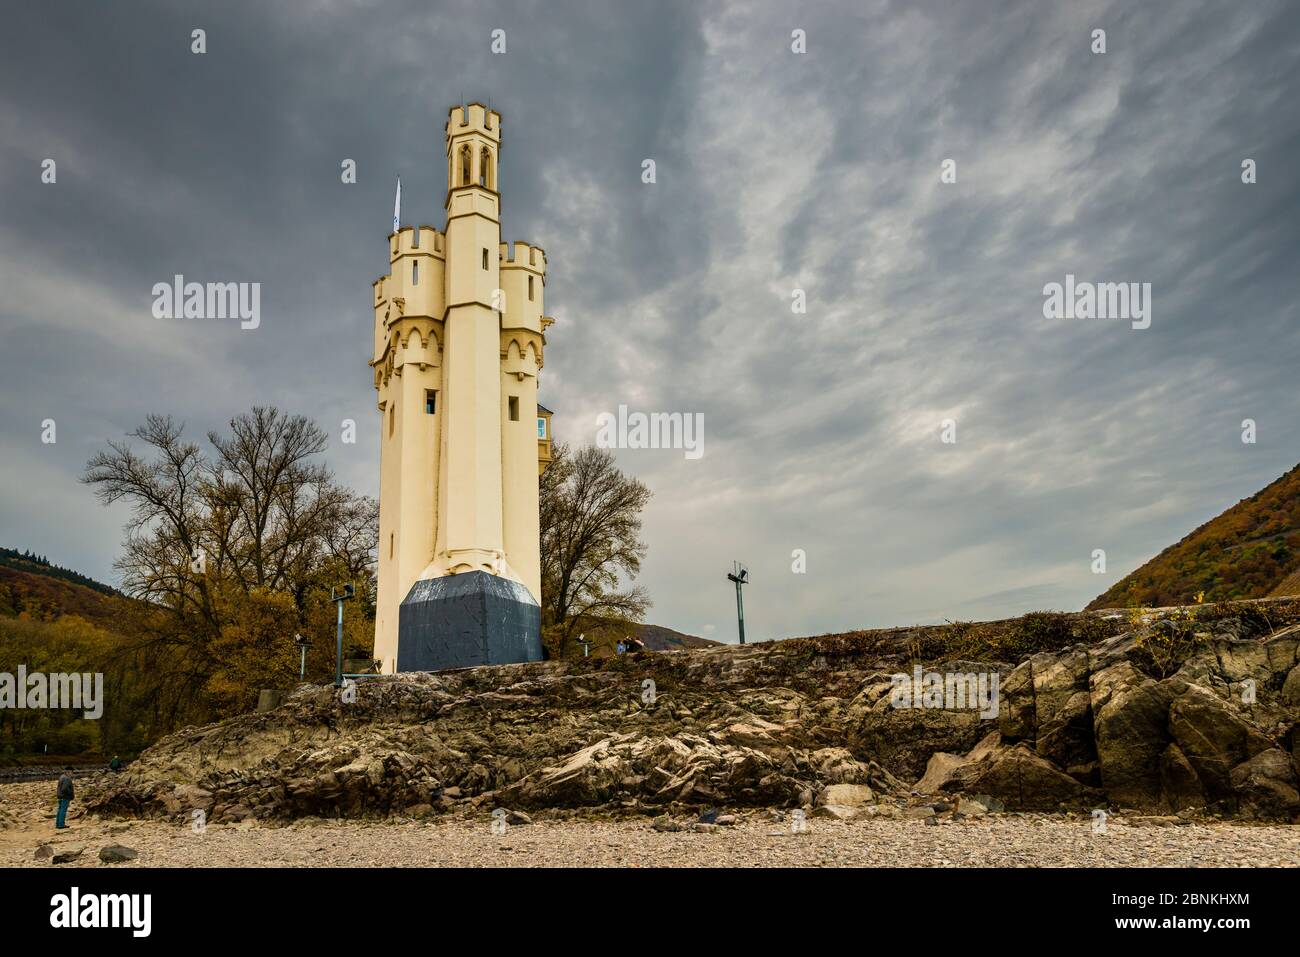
[1131,607,1209,679]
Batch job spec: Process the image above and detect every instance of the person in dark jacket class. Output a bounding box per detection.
[55,770,74,829]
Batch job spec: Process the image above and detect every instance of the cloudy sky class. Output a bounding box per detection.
[2,0,1297,643]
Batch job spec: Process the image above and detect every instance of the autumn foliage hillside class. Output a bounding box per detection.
[1087,462,1300,610]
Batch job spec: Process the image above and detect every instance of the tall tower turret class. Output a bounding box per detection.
[370,102,550,673]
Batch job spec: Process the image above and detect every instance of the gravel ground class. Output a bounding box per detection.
[3,782,1297,867]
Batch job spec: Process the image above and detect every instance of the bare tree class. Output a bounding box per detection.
[540,442,651,651]
[83,407,377,719]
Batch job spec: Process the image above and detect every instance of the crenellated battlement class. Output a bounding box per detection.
[446,102,501,142]
[499,241,547,274]
[390,225,445,262]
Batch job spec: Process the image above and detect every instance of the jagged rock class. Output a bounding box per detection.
[998,661,1036,740]
[504,810,532,826]
[943,739,1097,810]
[99,844,138,863]
[1090,663,1174,806]
[914,752,967,794]
[1035,690,1096,769]
[816,783,873,807]
[1158,743,1206,812]
[34,844,52,860]
[811,804,859,821]
[1229,749,1300,818]
[1168,685,1274,796]
[51,844,85,864]
[1032,647,1092,726]
[1280,664,1300,708]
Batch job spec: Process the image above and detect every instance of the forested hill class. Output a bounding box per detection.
[0,547,117,594]
[0,547,124,625]
[1087,462,1300,609]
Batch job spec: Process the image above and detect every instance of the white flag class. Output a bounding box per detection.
[392,176,401,234]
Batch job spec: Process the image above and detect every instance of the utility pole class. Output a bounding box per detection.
[331,584,355,687]
[726,561,749,645]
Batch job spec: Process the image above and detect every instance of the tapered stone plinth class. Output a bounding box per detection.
[396,571,542,672]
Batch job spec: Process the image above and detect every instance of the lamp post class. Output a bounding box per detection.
[726,561,748,645]
[331,584,355,687]
[293,633,312,682]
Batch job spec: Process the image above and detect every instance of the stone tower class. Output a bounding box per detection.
[370,102,553,673]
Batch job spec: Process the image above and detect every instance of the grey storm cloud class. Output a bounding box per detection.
[1,0,1297,643]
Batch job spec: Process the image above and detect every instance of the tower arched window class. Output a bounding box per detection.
[459,145,472,186]
[479,148,492,188]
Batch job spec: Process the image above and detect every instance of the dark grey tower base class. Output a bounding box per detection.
[396,570,542,672]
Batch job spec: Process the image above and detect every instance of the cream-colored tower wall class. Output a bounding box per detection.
[371,103,549,673]
[499,241,547,603]
[432,104,507,580]
[372,225,446,671]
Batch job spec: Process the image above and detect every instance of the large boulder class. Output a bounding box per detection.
[940,734,1098,810]
[816,783,874,807]
[1228,749,1300,818]
[1167,684,1275,798]
[1090,662,1174,806]
[1157,742,1206,812]
[1280,665,1300,708]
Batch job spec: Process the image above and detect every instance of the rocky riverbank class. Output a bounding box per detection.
[89,602,1300,825]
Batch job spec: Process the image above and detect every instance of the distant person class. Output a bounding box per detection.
[110,755,123,772]
[616,641,626,655]
[55,769,74,829]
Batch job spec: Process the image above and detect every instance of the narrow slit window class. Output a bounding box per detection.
[425,390,437,415]
[411,260,419,285]
[388,403,395,437]
[528,276,534,301]
[389,533,394,559]
[459,145,472,186]
[482,248,489,270]
[508,396,520,421]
